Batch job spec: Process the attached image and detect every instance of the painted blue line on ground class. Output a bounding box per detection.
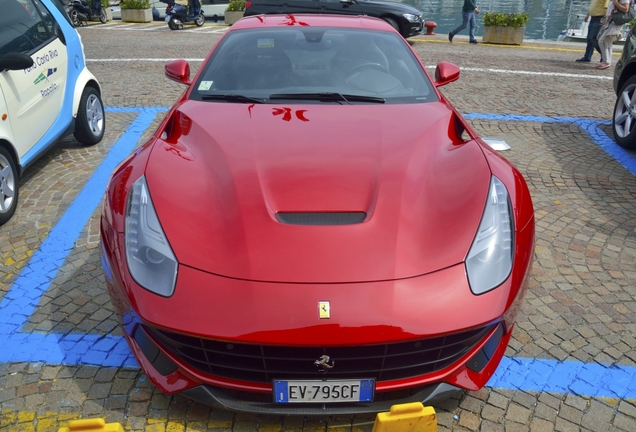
[1,111,635,399]
[465,113,636,177]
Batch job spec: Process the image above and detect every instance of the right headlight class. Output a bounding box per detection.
[465,176,513,295]
[125,176,178,297]
[403,13,422,22]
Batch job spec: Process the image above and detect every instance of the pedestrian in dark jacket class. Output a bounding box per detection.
[449,0,480,44]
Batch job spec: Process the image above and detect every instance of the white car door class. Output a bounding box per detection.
[0,0,67,160]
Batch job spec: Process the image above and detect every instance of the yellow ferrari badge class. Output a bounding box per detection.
[318,301,330,319]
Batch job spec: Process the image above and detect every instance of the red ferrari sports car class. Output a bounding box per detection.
[100,14,535,414]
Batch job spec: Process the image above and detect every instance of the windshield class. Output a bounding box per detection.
[190,27,436,104]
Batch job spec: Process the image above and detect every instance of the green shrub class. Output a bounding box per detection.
[226,0,245,11]
[101,0,109,9]
[120,0,150,9]
[482,12,530,28]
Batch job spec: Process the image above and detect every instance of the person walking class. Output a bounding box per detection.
[575,0,609,62]
[449,0,480,44]
[596,0,630,69]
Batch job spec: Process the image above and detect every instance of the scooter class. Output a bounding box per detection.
[163,0,204,30]
[67,0,107,26]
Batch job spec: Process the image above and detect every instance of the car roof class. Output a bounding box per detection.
[230,14,394,32]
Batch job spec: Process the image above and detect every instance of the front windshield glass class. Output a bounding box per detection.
[190,27,436,104]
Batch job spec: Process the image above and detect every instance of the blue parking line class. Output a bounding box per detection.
[465,113,636,177]
[1,110,635,400]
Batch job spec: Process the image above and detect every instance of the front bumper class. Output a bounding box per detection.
[181,382,463,415]
[100,213,533,412]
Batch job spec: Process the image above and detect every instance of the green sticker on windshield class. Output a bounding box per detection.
[257,39,275,48]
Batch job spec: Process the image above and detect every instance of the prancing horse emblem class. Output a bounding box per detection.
[314,355,335,373]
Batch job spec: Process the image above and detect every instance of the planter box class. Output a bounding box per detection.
[482,26,525,45]
[121,8,152,23]
[224,11,243,25]
[105,7,112,21]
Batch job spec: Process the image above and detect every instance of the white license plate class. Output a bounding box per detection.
[273,379,374,403]
[164,15,171,22]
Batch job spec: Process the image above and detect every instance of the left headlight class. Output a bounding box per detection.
[125,176,178,297]
[403,13,422,22]
[465,176,513,295]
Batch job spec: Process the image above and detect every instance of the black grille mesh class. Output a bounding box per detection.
[145,324,495,383]
[276,212,367,225]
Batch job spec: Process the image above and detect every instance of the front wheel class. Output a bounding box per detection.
[382,17,401,35]
[195,13,204,26]
[69,9,81,26]
[100,8,107,23]
[0,147,19,226]
[74,87,105,145]
[613,75,636,149]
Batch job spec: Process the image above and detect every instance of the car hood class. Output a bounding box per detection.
[359,0,422,14]
[145,101,491,283]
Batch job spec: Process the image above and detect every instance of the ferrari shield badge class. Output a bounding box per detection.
[318,301,330,319]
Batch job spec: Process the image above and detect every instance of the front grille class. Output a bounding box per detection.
[145,324,496,383]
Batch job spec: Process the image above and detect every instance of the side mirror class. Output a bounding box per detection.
[165,59,191,85]
[0,53,34,72]
[55,23,67,46]
[434,61,460,87]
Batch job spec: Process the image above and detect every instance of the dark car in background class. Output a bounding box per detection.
[243,0,424,38]
[612,26,636,149]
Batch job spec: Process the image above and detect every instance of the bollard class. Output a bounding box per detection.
[372,402,437,432]
[424,21,437,35]
[58,418,125,432]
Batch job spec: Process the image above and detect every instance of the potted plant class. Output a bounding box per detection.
[120,0,152,23]
[482,12,530,45]
[225,0,245,26]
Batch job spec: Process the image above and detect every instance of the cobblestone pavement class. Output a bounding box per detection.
[1,20,636,431]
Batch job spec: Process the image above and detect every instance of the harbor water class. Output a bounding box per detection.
[401,0,590,41]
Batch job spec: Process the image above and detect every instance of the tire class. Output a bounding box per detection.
[168,18,180,30]
[383,17,401,36]
[195,13,204,26]
[74,87,105,146]
[100,8,107,23]
[70,9,81,26]
[0,147,19,226]
[613,74,636,149]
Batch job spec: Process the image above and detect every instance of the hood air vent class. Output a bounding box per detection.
[276,212,366,225]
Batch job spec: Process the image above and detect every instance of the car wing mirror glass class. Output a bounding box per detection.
[434,61,460,87]
[165,59,192,85]
[0,53,35,72]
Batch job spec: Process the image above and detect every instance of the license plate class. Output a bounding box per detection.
[273,379,374,403]
[164,15,171,22]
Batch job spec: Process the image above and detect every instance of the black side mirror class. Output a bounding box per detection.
[0,53,34,72]
[55,23,67,46]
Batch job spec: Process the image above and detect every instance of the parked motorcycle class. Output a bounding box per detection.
[163,0,204,30]
[67,0,107,26]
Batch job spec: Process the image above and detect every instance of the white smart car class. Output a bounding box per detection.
[0,0,105,225]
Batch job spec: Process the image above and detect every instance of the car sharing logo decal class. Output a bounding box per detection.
[33,68,58,85]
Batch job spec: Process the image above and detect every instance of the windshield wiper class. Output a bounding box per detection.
[200,94,267,104]
[269,92,385,104]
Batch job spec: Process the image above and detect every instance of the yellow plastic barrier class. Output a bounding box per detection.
[58,418,124,432]
[372,402,437,432]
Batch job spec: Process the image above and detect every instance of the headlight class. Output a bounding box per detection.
[125,176,178,297]
[466,176,513,295]
[403,13,421,22]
